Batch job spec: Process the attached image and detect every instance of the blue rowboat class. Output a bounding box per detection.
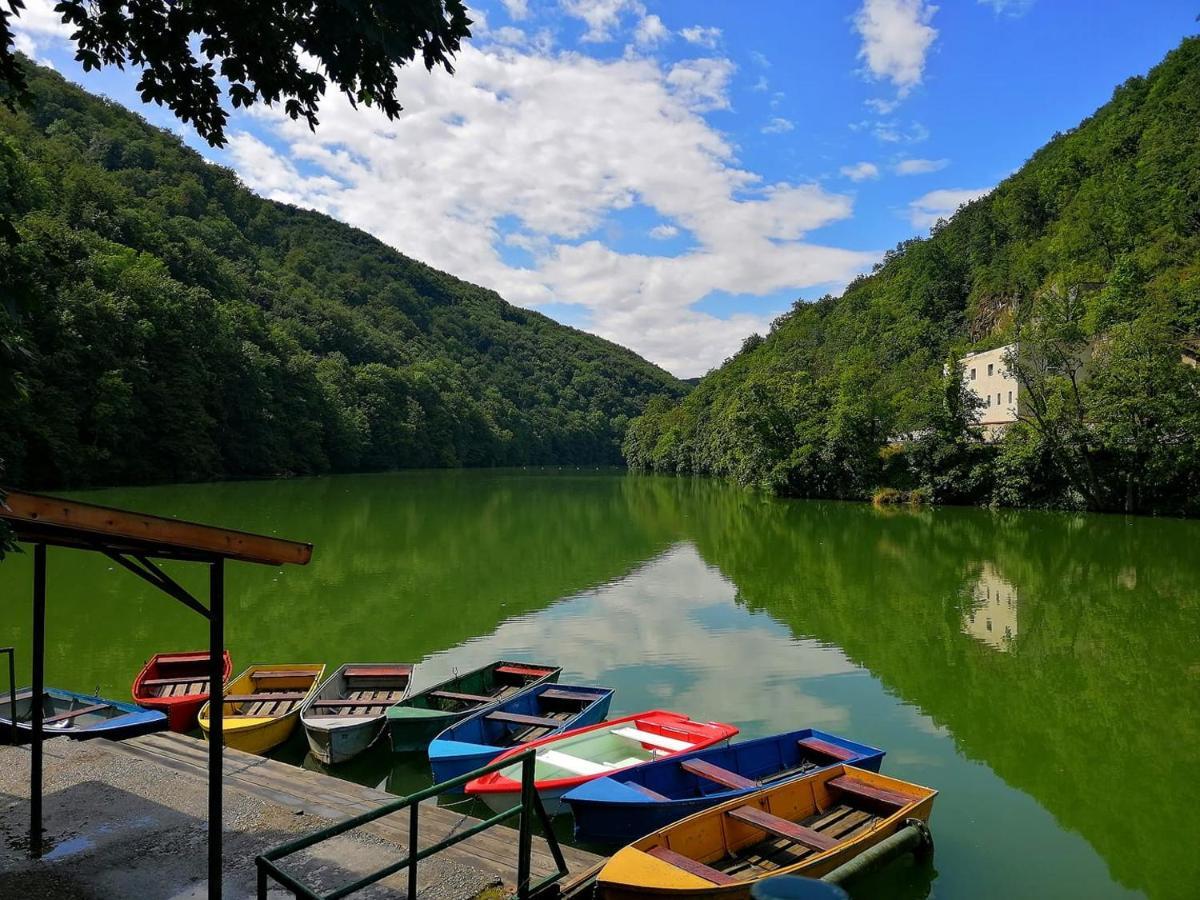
[562,728,885,845]
[428,683,614,787]
[0,687,166,741]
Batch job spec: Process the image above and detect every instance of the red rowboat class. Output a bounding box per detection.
[132,650,233,733]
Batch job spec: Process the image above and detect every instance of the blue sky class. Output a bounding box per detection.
[12,1,1200,376]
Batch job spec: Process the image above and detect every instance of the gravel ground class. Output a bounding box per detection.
[0,740,498,900]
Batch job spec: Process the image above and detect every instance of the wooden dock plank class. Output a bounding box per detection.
[105,732,601,886]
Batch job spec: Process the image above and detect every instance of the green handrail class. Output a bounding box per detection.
[1,647,16,745]
[255,748,568,900]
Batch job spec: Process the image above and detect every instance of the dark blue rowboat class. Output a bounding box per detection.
[0,687,167,741]
[562,727,885,845]
[428,683,613,787]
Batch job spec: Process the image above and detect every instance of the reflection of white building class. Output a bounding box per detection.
[962,562,1019,651]
[959,344,1020,439]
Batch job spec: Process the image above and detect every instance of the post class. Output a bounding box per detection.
[209,559,224,900]
[2,647,16,745]
[517,752,535,899]
[30,543,46,857]
[408,799,419,899]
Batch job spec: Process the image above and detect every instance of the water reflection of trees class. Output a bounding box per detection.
[680,493,1200,900]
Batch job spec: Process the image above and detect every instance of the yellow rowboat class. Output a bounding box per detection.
[198,663,325,755]
[597,764,936,900]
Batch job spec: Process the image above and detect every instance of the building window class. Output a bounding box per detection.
[970,368,976,380]
[986,396,991,407]
[988,363,994,376]
[1008,390,1013,404]
[997,393,1001,405]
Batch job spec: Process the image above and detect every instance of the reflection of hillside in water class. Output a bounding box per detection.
[681,495,1200,900]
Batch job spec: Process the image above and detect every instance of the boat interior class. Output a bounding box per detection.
[222,668,322,718]
[645,773,917,885]
[139,653,218,699]
[0,690,118,730]
[481,687,608,745]
[305,664,414,720]
[425,664,557,713]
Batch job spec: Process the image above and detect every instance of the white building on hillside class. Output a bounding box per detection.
[959,343,1020,438]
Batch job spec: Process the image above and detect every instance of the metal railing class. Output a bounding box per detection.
[1,647,16,745]
[256,749,567,900]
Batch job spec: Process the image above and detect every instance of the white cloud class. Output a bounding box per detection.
[871,119,928,143]
[680,25,722,49]
[561,0,644,42]
[853,0,939,96]
[223,44,874,377]
[752,75,769,93]
[978,0,1035,16]
[491,26,528,46]
[9,0,73,59]
[502,0,530,19]
[909,186,993,228]
[649,224,679,239]
[840,161,880,182]
[762,117,794,135]
[634,14,669,47]
[666,57,735,112]
[895,157,948,174]
[750,50,771,69]
[865,97,899,114]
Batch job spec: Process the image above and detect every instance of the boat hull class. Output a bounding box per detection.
[306,716,384,765]
[567,728,885,845]
[301,663,413,765]
[596,765,937,900]
[132,650,233,733]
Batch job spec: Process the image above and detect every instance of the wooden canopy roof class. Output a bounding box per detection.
[0,489,312,566]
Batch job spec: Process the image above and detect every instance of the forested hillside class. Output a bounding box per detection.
[626,38,1200,516]
[0,62,685,489]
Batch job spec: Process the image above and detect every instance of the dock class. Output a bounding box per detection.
[1,732,601,899]
[110,731,602,889]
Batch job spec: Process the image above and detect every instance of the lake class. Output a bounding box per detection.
[2,470,1198,898]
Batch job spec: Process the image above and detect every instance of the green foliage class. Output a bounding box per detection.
[2,2,473,146]
[0,63,686,490]
[626,37,1200,516]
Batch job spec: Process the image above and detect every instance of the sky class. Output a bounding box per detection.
[11,1,1200,378]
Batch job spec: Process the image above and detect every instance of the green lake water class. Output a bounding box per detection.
[2,470,1198,898]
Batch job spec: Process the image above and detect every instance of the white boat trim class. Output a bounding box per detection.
[537,749,615,776]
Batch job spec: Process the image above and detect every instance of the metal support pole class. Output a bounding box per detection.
[1,646,16,745]
[30,542,46,857]
[407,800,419,899]
[517,752,535,900]
[208,559,224,900]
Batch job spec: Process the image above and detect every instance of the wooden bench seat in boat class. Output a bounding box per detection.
[680,758,756,790]
[625,782,671,802]
[486,710,563,728]
[429,690,493,704]
[537,749,614,776]
[311,698,396,709]
[140,675,209,688]
[42,703,109,725]
[646,847,738,885]
[252,671,320,681]
[343,665,413,678]
[538,688,607,703]
[156,653,213,666]
[495,665,554,678]
[221,692,307,703]
[827,775,915,808]
[727,806,838,852]
[797,737,857,761]
[611,726,693,753]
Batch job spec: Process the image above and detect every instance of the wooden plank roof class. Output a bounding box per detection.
[0,489,312,566]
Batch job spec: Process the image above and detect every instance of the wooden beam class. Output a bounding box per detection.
[1,490,312,566]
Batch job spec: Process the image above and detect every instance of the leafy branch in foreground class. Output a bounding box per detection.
[1,0,473,146]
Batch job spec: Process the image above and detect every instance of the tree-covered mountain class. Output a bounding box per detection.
[0,61,686,489]
[625,38,1200,516]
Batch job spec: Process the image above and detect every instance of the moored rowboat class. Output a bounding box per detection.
[301,663,415,765]
[0,687,166,740]
[132,650,233,733]
[428,683,614,786]
[198,663,324,755]
[465,711,739,816]
[386,660,561,753]
[564,728,885,845]
[596,764,937,899]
